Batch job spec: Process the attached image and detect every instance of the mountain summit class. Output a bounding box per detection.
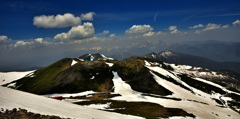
[78,53,114,61]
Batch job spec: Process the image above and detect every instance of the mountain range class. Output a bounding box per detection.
[144,51,240,74]
[1,53,240,119]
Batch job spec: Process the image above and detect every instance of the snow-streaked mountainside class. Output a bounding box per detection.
[1,54,240,119]
[145,50,240,74]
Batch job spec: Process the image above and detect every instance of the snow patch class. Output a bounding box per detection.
[90,76,95,80]
[0,70,35,85]
[44,90,96,98]
[83,102,111,110]
[144,60,151,66]
[100,54,114,60]
[106,62,114,67]
[71,60,78,66]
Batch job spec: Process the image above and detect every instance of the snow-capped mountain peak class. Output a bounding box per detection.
[78,53,114,61]
[160,50,175,58]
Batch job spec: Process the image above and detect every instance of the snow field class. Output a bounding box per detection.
[0,86,143,119]
[0,70,35,85]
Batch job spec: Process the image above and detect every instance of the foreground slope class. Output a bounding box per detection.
[0,86,142,119]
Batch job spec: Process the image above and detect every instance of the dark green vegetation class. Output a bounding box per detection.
[14,58,73,94]
[75,100,195,119]
[112,57,172,96]
[0,108,68,119]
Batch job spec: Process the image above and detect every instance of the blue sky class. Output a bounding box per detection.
[0,0,240,70]
[1,0,240,40]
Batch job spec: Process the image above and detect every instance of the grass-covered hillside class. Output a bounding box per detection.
[10,56,174,96]
[13,58,114,94]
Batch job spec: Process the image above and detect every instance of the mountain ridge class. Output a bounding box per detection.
[2,53,240,119]
[145,50,240,74]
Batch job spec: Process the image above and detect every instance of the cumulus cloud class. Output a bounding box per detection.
[80,12,96,21]
[33,13,81,28]
[169,26,179,34]
[222,24,230,28]
[233,19,240,26]
[110,34,116,38]
[99,30,109,35]
[202,23,221,31]
[14,38,49,48]
[54,22,95,41]
[189,24,204,29]
[194,23,230,34]
[155,31,165,35]
[125,25,153,34]
[0,35,11,44]
[143,32,154,37]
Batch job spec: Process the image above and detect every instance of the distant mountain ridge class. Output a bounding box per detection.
[79,53,114,61]
[145,50,240,74]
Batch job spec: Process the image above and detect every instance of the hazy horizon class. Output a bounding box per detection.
[1,0,240,71]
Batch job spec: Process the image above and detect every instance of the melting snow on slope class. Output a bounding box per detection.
[110,60,240,119]
[71,60,78,66]
[90,75,95,79]
[83,102,112,110]
[0,70,35,85]
[112,71,140,96]
[0,86,143,119]
[106,62,114,67]
[44,90,96,98]
[169,64,227,80]
[100,54,114,60]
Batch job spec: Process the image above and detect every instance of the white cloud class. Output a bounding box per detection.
[110,34,116,38]
[33,13,81,28]
[14,41,31,47]
[54,22,95,41]
[14,38,49,48]
[222,24,230,28]
[169,26,179,34]
[125,25,153,34]
[143,32,154,37]
[0,35,11,44]
[80,12,96,21]
[99,30,109,35]
[233,19,240,26]
[202,23,221,31]
[189,24,204,29]
[194,23,230,34]
[155,31,165,35]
